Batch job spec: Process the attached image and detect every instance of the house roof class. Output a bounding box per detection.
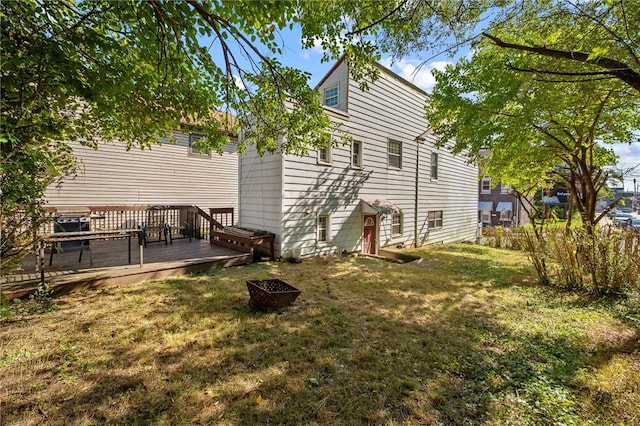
[180,111,237,135]
[314,55,428,97]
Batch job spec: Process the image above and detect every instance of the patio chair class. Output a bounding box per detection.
[167,210,194,244]
[142,208,169,247]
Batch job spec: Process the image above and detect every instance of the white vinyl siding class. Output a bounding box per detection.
[238,143,283,243]
[45,132,238,210]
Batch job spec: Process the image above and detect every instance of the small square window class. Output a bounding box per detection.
[427,211,443,229]
[352,140,362,168]
[391,213,403,235]
[318,214,330,242]
[481,177,492,194]
[318,146,331,164]
[431,152,438,179]
[189,134,210,157]
[388,140,402,169]
[324,85,339,107]
[501,184,512,194]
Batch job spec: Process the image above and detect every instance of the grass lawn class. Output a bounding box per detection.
[1,244,639,425]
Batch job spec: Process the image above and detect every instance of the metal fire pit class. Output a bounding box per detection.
[246,279,301,311]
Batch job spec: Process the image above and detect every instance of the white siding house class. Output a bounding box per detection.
[239,58,478,258]
[45,131,238,210]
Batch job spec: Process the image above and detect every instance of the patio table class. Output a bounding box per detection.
[38,229,143,284]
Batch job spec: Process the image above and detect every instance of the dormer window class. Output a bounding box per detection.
[324,85,339,107]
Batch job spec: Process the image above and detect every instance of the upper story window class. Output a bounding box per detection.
[351,140,362,168]
[388,140,402,169]
[501,184,512,194]
[324,85,339,107]
[427,210,443,229]
[481,177,492,194]
[189,133,210,157]
[317,214,330,242]
[391,213,403,235]
[430,152,439,179]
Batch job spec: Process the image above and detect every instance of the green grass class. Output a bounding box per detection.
[1,244,638,425]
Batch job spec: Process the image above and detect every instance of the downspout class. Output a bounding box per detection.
[414,137,421,248]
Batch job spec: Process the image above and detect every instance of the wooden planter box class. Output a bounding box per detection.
[246,279,301,311]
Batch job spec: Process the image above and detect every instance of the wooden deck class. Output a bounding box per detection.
[1,238,251,299]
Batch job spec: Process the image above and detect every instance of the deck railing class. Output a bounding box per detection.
[41,205,235,241]
[210,208,234,230]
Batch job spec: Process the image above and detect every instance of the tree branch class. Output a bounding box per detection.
[483,32,640,92]
[345,0,409,36]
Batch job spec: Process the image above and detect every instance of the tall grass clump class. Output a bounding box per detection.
[481,226,527,250]
[522,226,640,296]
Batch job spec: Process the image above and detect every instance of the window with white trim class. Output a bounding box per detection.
[351,140,362,168]
[430,152,438,179]
[388,140,402,169]
[189,133,210,157]
[500,210,512,221]
[317,214,330,242]
[317,136,332,165]
[391,213,403,235]
[500,184,512,194]
[427,211,443,229]
[324,85,339,107]
[481,211,491,223]
[481,177,492,194]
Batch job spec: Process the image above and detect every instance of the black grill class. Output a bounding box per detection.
[54,216,90,251]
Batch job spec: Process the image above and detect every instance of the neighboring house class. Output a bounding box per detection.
[44,128,239,210]
[238,58,479,259]
[478,177,528,227]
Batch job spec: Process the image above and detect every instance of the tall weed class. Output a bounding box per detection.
[520,227,640,296]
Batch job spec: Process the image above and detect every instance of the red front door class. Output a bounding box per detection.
[363,215,377,254]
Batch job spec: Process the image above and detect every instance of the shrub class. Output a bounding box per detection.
[522,227,640,296]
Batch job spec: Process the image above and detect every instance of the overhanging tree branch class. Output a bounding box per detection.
[483,32,640,92]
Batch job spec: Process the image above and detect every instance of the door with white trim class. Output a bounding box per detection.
[363,215,377,254]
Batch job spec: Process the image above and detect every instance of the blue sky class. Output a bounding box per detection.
[255,28,640,191]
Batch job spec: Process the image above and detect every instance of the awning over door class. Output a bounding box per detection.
[478,201,493,211]
[496,202,513,212]
[360,198,402,215]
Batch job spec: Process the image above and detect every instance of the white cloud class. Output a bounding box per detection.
[380,57,453,92]
[233,75,245,90]
[608,142,640,190]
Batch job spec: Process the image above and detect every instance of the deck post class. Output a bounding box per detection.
[138,231,144,267]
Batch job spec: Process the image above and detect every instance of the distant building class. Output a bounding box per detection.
[478,177,529,227]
